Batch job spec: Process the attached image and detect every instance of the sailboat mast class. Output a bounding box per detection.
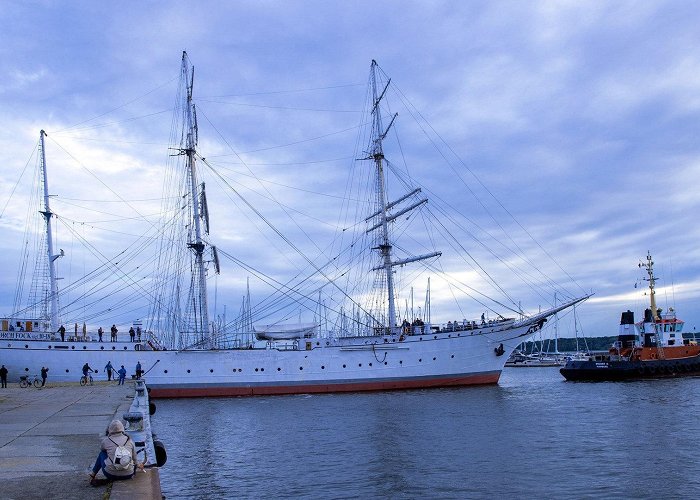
[370,60,397,334]
[182,52,210,344]
[39,130,60,330]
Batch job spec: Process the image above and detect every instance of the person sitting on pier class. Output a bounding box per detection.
[89,419,144,486]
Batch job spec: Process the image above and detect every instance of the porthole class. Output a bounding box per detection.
[448,334,451,338]
[25,344,28,348]
[123,346,128,350]
[261,368,264,372]
[433,357,436,361]
[209,369,214,373]
[433,335,437,339]
[342,364,346,368]
[25,367,29,371]
[65,369,69,373]
[369,362,372,367]
[419,358,422,362]
[299,367,303,370]
[83,346,87,350]
[384,361,388,365]
[71,346,75,350]
[255,368,259,372]
[112,346,116,350]
[238,369,242,372]
[359,363,362,367]
[321,365,325,369]
[400,360,403,364]
[100,346,104,350]
[164,370,168,374]
[451,354,454,358]
[187,369,191,373]
[277,367,281,371]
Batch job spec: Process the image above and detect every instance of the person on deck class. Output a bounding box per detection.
[98,327,104,342]
[111,325,118,342]
[57,325,66,341]
[129,327,135,342]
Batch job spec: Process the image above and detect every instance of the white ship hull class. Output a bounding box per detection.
[0,320,539,398]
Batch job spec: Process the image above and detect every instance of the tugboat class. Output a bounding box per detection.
[560,253,700,381]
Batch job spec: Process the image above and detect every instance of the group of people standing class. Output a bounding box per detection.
[56,324,143,343]
[102,361,128,385]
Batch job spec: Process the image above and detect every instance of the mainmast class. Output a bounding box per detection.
[38,130,62,330]
[181,52,211,345]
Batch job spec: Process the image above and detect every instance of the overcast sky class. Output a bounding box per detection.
[2,1,700,340]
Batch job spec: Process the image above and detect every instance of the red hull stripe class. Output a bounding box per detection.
[149,372,501,398]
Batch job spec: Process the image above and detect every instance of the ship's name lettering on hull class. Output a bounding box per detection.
[0,332,51,340]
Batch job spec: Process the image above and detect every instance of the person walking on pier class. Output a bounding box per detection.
[105,361,113,382]
[0,365,7,388]
[40,366,49,387]
[89,419,144,486]
[117,365,126,385]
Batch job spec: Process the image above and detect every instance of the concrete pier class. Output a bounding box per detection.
[0,381,162,499]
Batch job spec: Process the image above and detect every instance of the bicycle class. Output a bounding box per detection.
[79,373,94,386]
[19,375,41,388]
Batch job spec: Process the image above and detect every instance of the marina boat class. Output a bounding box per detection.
[505,351,564,367]
[560,253,700,381]
[1,53,587,398]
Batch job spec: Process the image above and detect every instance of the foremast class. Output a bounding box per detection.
[367,61,440,334]
[38,130,62,331]
[181,52,211,346]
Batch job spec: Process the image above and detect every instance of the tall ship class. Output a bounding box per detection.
[560,252,700,381]
[1,53,587,398]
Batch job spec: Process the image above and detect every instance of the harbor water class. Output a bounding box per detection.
[155,368,700,499]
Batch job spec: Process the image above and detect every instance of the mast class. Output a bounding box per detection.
[640,252,658,321]
[39,130,61,330]
[181,52,211,345]
[366,61,441,334]
[369,60,398,333]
